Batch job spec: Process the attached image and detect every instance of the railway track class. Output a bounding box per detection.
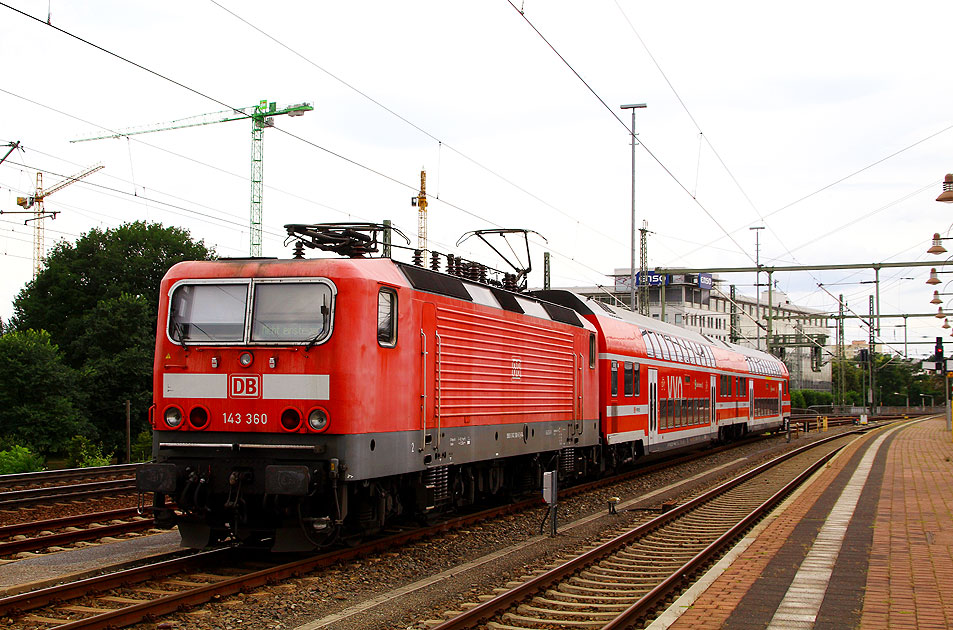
[426,429,864,630]
[0,465,138,491]
[0,499,558,630]
[0,432,794,630]
[0,425,886,630]
[0,480,138,511]
[0,508,158,557]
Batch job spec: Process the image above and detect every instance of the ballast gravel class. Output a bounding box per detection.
[115,426,863,630]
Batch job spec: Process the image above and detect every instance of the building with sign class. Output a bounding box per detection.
[556,269,831,392]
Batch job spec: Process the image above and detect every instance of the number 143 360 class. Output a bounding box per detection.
[223,413,268,426]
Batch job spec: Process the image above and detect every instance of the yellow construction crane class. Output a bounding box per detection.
[411,169,428,252]
[2,163,104,277]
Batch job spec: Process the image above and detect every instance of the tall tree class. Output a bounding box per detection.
[11,221,212,365]
[8,222,213,459]
[0,329,89,453]
[70,293,156,456]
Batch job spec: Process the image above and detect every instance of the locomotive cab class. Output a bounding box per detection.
[138,264,350,549]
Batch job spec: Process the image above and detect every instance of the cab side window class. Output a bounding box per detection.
[377,288,397,347]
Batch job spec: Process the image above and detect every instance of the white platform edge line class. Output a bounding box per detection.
[646,421,913,630]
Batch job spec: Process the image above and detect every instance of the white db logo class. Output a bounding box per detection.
[229,375,261,398]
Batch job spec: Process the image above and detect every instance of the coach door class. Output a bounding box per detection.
[647,368,658,447]
[748,378,755,422]
[778,384,783,420]
[710,375,717,425]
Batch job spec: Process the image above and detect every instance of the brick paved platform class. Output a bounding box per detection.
[654,417,953,630]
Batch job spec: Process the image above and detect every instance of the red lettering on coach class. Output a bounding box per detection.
[229,374,262,398]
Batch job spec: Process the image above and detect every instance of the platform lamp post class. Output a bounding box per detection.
[621,103,647,313]
[933,174,953,433]
[933,299,952,431]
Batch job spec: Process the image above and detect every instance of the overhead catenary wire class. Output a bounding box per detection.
[205,0,632,252]
[2,4,633,269]
[0,6,623,289]
[3,1,940,350]
[504,0,756,265]
[608,0,953,326]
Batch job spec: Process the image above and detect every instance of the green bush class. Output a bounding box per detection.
[65,435,113,468]
[790,390,806,410]
[0,445,45,474]
[801,390,833,408]
[132,430,153,463]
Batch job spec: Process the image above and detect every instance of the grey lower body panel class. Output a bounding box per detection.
[152,417,600,482]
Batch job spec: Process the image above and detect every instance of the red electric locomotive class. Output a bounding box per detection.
[137,224,789,551]
[137,225,600,550]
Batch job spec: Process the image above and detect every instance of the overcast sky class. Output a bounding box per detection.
[2,1,952,355]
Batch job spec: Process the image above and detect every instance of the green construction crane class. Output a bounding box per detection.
[73,100,313,256]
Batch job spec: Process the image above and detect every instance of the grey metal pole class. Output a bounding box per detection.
[946,367,951,431]
[767,270,773,354]
[621,103,646,312]
[629,108,636,312]
[875,267,881,337]
[868,295,876,416]
[383,219,392,258]
[903,315,908,359]
[125,399,131,464]
[750,226,764,350]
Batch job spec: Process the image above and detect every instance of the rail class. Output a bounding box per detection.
[0,463,138,488]
[428,428,872,629]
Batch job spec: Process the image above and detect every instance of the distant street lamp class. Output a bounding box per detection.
[928,233,949,255]
[937,174,953,203]
[893,390,910,412]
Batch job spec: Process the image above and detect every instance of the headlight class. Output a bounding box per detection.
[239,351,254,367]
[164,406,183,428]
[307,408,328,431]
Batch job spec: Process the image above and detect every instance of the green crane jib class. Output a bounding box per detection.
[73,100,313,257]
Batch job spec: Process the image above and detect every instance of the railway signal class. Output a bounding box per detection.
[936,337,945,374]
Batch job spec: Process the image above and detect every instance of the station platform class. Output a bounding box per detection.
[654,416,953,630]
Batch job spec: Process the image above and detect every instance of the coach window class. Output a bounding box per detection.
[624,362,634,396]
[377,288,398,347]
[589,334,596,368]
[610,361,619,397]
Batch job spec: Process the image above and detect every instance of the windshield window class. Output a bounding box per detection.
[169,283,248,342]
[251,282,333,343]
